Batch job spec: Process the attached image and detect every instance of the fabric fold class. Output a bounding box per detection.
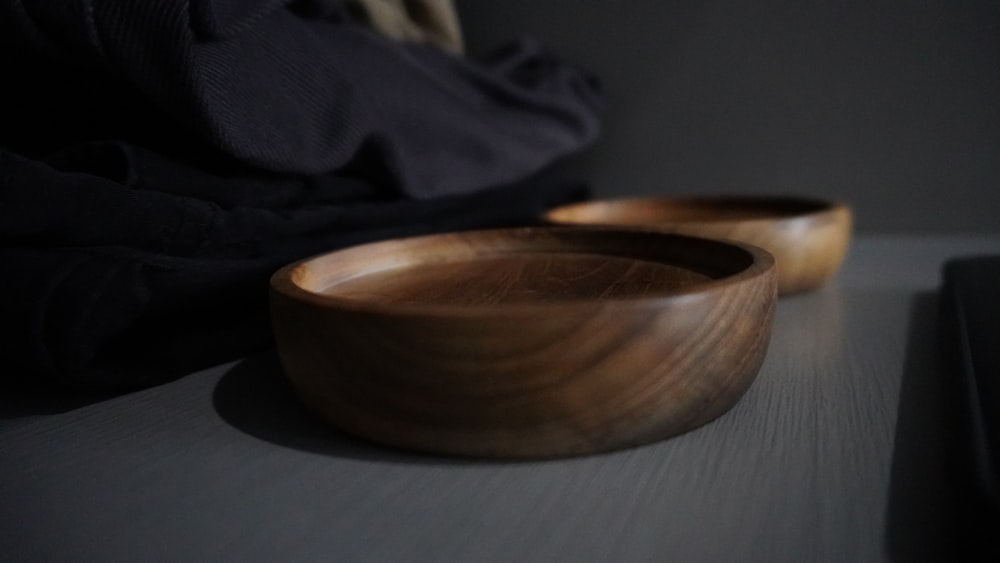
[1,0,602,198]
[0,0,602,390]
[0,144,588,390]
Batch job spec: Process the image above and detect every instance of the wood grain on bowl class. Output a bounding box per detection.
[270,227,777,459]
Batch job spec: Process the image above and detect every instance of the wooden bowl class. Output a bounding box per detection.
[544,196,851,295]
[270,227,777,459]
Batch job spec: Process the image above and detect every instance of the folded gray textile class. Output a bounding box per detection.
[1,0,601,198]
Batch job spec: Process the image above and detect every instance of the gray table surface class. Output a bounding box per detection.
[3,235,999,563]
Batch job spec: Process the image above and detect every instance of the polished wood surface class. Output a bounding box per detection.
[544,196,852,295]
[270,227,777,458]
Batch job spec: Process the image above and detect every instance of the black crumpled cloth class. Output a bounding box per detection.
[0,142,588,391]
[0,0,602,391]
[0,0,602,198]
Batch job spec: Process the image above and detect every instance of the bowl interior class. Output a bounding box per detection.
[281,227,769,311]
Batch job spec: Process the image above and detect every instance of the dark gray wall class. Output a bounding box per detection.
[457,0,1000,233]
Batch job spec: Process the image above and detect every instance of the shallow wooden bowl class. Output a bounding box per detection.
[270,227,777,459]
[544,196,851,295]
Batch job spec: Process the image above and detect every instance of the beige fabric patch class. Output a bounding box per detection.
[349,0,464,55]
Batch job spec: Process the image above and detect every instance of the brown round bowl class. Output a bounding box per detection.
[544,196,851,295]
[270,227,777,459]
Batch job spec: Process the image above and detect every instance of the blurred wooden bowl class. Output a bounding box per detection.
[270,227,776,459]
[544,196,851,295]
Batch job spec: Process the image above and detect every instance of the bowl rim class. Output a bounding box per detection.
[543,194,850,226]
[270,226,776,319]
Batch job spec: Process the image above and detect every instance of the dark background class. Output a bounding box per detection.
[457,0,1000,234]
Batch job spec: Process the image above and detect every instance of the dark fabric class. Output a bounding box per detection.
[0,142,588,391]
[0,0,602,198]
[0,0,601,391]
